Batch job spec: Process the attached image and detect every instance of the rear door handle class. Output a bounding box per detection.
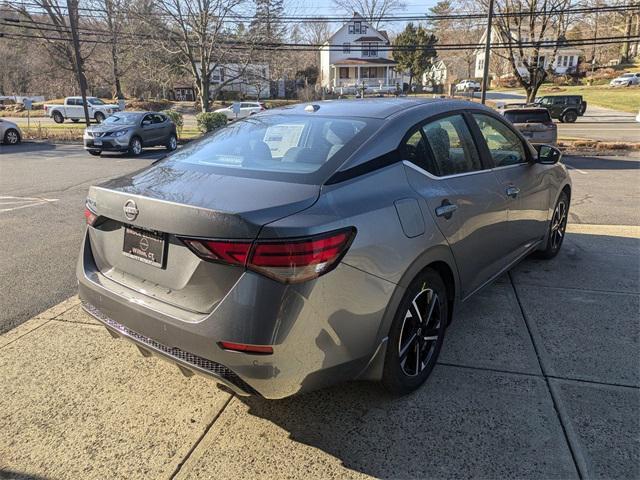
[435,202,458,219]
[506,186,520,198]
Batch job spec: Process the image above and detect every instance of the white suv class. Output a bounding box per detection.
[214,102,266,120]
[455,80,481,92]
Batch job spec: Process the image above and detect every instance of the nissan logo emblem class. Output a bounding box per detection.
[123,199,139,221]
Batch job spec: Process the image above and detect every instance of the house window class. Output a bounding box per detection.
[362,25,367,34]
[354,21,361,34]
[563,56,568,67]
[362,67,378,79]
[478,58,484,70]
[339,67,350,79]
[362,42,378,57]
[348,25,354,34]
[568,56,574,67]
[343,42,351,53]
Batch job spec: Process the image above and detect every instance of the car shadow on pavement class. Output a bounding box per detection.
[0,469,50,480]
[0,142,58,154]
[564,155,639,171]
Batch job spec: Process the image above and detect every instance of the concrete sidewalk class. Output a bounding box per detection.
[1,226,638,480]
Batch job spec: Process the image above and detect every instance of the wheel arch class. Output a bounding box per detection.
[357,245,460,381]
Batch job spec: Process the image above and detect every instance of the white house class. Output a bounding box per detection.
[422,60,448,86]
[195,62,271,99]
[319,13,400,92]
[474,27,582,79]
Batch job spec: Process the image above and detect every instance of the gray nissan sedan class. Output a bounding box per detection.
[78,99,571,398]
[83,111,177,156]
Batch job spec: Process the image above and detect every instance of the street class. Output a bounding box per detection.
[0,143,638,479]
[0,143,163,334]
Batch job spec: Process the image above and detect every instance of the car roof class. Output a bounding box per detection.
[265,98,475,119]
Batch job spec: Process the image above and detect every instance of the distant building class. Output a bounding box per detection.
[475,27,582,79]
[319,13,402,92]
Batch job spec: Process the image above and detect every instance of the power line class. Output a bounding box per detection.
[1,28,638,52]
[3,1,637,23]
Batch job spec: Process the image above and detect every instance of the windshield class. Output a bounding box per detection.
[88,98,106,105]
[103,113,140,125]
[165,114,379,183]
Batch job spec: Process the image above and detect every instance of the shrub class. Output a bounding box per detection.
[126,99,172,111]
[162,109,183,135]
[196,112,227,133]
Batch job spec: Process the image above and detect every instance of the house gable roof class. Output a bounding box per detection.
[324,12,388,47]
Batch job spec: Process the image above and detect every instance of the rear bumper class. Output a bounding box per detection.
[77,231,393,398]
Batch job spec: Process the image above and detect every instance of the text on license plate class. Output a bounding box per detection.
[122,227,166,268]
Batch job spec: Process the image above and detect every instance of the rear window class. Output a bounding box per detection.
[504,110,551,124]
[165,114,378,183]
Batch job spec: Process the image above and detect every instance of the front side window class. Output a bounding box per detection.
[472,113,527,167]
[422,114,482,176]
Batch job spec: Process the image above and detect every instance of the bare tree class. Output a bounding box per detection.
[484,0,572,102]
[150,0,257,112]
[332,0,406,29]
[11,0,92,124]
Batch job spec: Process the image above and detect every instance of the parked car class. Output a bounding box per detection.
[78,99,570,399]
[83,111,177,156]
[214,101,266,120]
[0,118,22,145]
[45,96,120,124]
[533,95,587,123]
[609,73,640,87]
[455,79,481,92]
[499,107,557,145]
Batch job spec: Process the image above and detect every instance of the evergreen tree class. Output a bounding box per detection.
[393,23,438,89]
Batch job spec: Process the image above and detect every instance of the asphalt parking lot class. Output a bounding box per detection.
[0,144,638,479]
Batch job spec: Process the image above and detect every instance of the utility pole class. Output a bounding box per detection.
[67,0,91,126]
[480,0,495,105]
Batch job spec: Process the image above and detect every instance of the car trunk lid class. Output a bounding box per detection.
[85,164,319,314]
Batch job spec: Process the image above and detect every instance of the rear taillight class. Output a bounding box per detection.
[219,341,273,355]
[181,228,356,284]
[84,207,97,226]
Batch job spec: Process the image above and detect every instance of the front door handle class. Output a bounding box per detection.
[435,201,458,219]
[506,186,520,198]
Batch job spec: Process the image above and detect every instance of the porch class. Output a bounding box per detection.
[329,63,398,91]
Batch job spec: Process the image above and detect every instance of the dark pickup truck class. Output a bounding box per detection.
[533,95,587,123]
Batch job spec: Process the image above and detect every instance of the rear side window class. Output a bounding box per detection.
[504,110,551,123]
[422,114,482,176]
[567,97,580,105]
[472,114,527,167]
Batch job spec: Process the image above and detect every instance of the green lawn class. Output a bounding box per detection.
[492,85,640,113]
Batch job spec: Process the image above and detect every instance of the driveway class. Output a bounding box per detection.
[0,146,638,479]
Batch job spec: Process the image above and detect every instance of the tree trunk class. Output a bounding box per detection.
[200,79,210,112]
[621,13,633,63]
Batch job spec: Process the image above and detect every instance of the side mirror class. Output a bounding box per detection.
[142,119,151,126]
[535,144,562,165]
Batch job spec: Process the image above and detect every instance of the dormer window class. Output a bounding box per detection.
[349,21,364,34]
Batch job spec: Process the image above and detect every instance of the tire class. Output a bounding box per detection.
[3,128,21,145]
[95,112,105,123]
[382,268,448,395]
[52,111,64,124]
[166,133,177,151]
[536,191,569,259]
[71,118,79,123]
[128,136,143,156]
[87,150,101,156]
[562,110,578,123]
